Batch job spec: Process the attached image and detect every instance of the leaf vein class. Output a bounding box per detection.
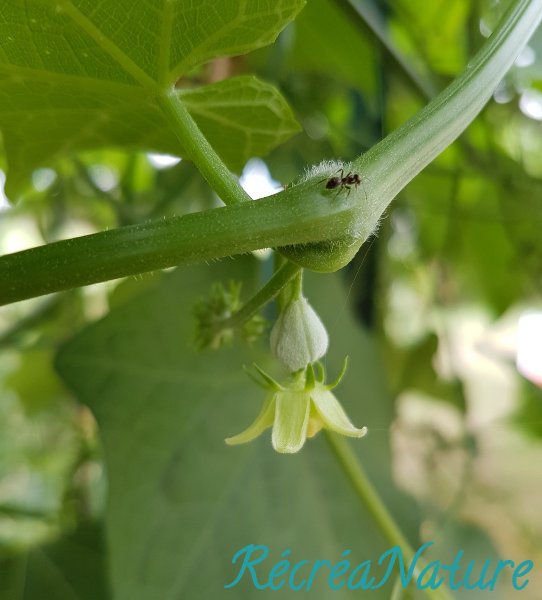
[59,0,158,90]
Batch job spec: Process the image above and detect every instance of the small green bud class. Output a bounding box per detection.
[194,281,266,350]
[270,294,328,371]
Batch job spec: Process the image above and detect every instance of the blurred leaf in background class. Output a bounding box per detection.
[54,258,418,600]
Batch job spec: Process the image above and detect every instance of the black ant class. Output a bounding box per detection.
[320,168,362,198]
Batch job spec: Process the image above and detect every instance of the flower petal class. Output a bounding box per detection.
[306,410,324,438]
[311,389,367,438]
[225,396,275,446]
[272,390,311,453]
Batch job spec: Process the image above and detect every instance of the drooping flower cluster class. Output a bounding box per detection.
[196,271,368,454]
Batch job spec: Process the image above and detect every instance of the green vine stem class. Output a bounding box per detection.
[0,187,353,305]
[1,0,541,305]
[326,433,455,600]
[352,0,542,229]
[156,92,252,206]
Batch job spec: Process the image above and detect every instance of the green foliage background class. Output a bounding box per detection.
[1,0,542,599]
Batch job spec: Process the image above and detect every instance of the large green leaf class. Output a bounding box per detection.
[55,258,417,600]
[0,0,304,198]
[0,523,111,600]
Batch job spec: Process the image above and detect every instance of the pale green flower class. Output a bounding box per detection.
[226,361,367,454]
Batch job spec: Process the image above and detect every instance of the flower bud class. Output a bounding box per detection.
[270,295,328,371]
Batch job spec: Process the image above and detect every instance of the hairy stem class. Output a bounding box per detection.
[355,0,542,224]
[156,92,252,206]
[0,188,354,305]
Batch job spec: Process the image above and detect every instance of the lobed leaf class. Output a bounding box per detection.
[0,0,305,198]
